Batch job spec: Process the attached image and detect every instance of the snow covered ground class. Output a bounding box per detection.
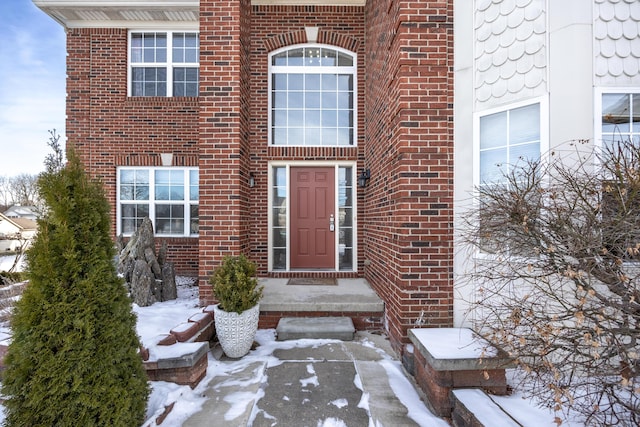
[0,275,586,426]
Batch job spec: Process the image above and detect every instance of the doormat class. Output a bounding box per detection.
[287,278,338,286]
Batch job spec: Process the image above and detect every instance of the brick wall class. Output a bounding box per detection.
[363,0,454,350]
[66,28,200,276]
[64,2,455,346]
[245,5,367,278]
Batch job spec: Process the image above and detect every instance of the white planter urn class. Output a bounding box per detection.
[213,304,260,358]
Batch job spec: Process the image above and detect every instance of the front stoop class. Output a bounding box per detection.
[451,389,520,427]
[276,316,355,340]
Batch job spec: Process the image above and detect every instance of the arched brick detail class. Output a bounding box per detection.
[263,29,360,54]
[263,30,307,53]
[317,31,361,53]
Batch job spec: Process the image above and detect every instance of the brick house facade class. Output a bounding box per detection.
[35,0,454,350]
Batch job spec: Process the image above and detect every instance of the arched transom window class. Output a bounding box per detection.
[269,45,357,146]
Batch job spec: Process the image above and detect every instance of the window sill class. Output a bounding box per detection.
[125,97,199,107]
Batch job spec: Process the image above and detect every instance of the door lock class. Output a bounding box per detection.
[329,214,335,232]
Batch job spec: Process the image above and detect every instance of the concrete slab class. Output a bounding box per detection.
[182,360,267,427]
[276,317,355,341]
[272,342,352,361]
[251,361,369,426]
[260,278,384,312]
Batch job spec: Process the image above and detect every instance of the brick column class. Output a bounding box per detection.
[198,0,252,304]
[364,0,454,350]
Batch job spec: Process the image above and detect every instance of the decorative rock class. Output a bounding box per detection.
[161,262,177,301]
[131,260,158,307]
[117,217,178,307]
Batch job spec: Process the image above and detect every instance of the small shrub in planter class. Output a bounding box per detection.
[209,255,263,358]
[209,254,263,314]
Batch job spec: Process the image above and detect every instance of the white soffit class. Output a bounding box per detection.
[33,0,364,29]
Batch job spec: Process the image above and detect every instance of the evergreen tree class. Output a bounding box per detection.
[2,137,149,426]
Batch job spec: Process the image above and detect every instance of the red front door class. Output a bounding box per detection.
[290,167,335,269]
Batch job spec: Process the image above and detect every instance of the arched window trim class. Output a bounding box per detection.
[268,43,358,147]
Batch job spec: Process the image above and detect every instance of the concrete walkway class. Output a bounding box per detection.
[182,331,448,427]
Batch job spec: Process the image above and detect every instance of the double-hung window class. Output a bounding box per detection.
[129,31,199,97]
[477,101,543,253]
[269,45,357,146]
[118,167,199,237]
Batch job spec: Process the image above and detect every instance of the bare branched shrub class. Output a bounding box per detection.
[460,139,639,426]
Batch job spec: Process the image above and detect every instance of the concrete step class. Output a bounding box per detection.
[276,316,355,341]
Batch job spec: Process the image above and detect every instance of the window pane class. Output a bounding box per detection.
[289,127,305,144]
[322,110,337,127]
[190,169,199,201]
[305,74,320,90]
[273,52,287,66]
[288,92,303,108]
[306,110,321,127]
[320,49,336,66]
[322,74,337,90]
[273,128,287,145]
[173,67,199,97]
[305,128,321,145]
[339,207,353,226]
[273,228,286,247]
[480,148,507,183]
[338,128,353,146]
[337,52,353,66]
[273,248,286,270]
[273,110,287,127]
[339,248,353,271]
[173,32,199,63]
[132,67,167,96]
[288,48,304,66]
[289,74,303,90]
[511,142,540,166]
[337,110,352,127]
[121,203,149,234]
[273,91,287,108]
[305,92,321,109]
[480,111,507,149]
[322,128,337,145]
[602,93,630,133]
[288,110,304,127]
[510,104,540,144]
[273,74,287,90]
[190,205,199,234]
[337,75,352,91]
[155,170,184,201]
[155,204,184,234]
[337,91,352,109]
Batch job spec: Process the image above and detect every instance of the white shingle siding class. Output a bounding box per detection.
[474,0,547,109]
[594,0,640,85]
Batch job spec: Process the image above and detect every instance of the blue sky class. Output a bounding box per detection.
[0,0,65,177]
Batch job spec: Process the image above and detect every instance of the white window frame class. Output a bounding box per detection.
[472,97,548,256]
[117,167,199,237]
[594,88,640,150]
[267,161,358,272]
[473,97,549,189]
[128,30,199,97]
[268,44,358,147]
